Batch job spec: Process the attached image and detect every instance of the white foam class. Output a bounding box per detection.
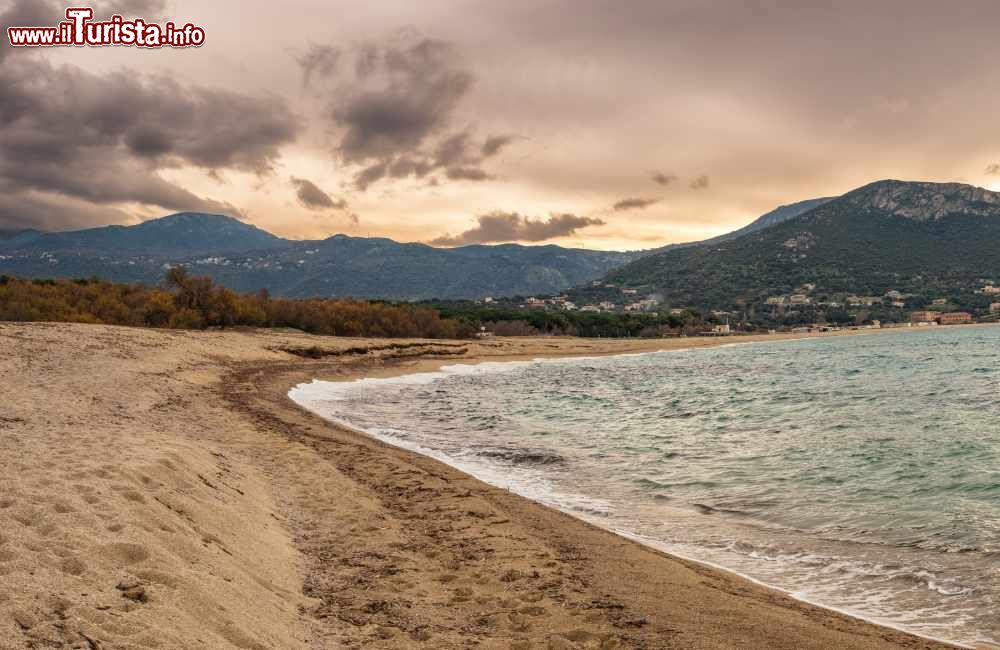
[289,343,736,408]
[611,529,976,649]
[289,373,614,518]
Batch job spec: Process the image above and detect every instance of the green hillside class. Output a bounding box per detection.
[588,180,1000,313]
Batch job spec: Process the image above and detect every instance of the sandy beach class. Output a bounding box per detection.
[0,322,965,649]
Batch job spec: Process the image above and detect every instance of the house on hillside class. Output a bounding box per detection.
[699,323,731,336]
[848,295,881,306]
[938,312,972,325]
[624,298,659,313]
[910,311,937,323]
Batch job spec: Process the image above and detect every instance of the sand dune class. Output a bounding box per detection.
[0,323,959,648]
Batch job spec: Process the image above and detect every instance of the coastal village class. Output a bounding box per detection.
[473,279,1000,336]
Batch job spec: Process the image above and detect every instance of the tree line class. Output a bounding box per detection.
[0,269,474,338]
[429,302,710,337]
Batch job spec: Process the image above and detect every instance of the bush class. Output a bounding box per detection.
[0,270,472,339]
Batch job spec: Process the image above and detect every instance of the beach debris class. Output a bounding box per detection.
[115,577,149,603]
[500,569,525,582]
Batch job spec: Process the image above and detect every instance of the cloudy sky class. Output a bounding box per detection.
[4,0,1000,250]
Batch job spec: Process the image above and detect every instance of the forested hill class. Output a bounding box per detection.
[593,180,1000,310]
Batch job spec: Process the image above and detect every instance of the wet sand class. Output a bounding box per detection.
[0,322,966,648]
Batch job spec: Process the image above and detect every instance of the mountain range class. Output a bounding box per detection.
[0,213,640,300]
[3,180,997,306]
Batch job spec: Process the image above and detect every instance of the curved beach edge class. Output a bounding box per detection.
[276,343,984,650]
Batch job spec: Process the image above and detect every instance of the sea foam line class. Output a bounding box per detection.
[287,343,979,649]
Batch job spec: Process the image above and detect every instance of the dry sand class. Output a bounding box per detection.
[0,322,965,649]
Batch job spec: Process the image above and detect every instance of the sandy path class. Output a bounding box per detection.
[0,322,963,649]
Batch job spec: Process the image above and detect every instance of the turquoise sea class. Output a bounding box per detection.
[290,326,1000,646]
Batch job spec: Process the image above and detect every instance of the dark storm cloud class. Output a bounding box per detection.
[481,135,515,158]
[290,176,345,210]
[651,172,677,186]
[433,131,474,167]
[0,184,135,231]
[388,156,434,179]
[331,38,472,164]
[3,59,297,173]
[445,167,493,181]
[613,197,660,211]
[354,161,388,191]
[297,44,341,86]
[430,211,604,246]
[689,175,710,190]
[0,55,299,230]
[302,35,511,190]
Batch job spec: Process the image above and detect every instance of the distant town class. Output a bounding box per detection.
[454,279,1000,337]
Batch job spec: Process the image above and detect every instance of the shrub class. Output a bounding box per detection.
[0,270,471,339]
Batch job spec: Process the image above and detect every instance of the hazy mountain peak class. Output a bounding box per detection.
[843,179,1000,221]
[1,212,287,256]
[141,211,239,225]
[132,212,278,236]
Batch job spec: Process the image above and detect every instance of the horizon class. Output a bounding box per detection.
[5,1,1000,250]
[14,176,992,252]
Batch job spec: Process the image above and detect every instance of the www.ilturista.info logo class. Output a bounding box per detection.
[7,7,205,48]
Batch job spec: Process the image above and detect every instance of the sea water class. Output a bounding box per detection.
[289,326,1000,646]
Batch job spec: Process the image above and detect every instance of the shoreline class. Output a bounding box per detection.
[284,326,995,650]
[2,322,983,649]
[293,387,971,649]
[269,326,986,648]
[292,321,997,383]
